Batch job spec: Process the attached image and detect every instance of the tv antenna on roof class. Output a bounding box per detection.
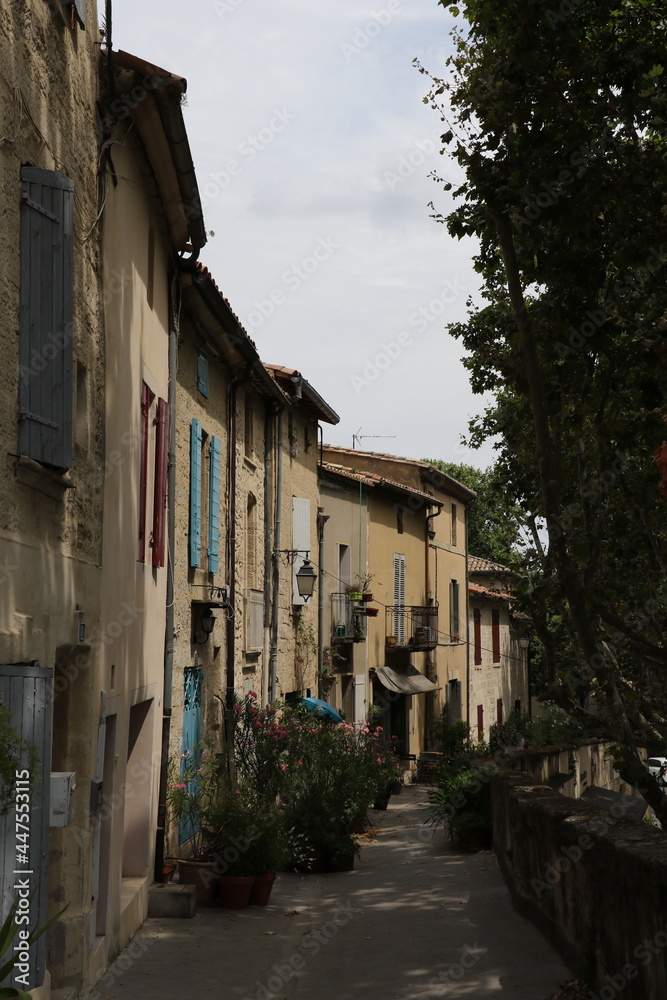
[352,428,396,450]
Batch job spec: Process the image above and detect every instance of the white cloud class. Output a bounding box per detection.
[109,0,493,468]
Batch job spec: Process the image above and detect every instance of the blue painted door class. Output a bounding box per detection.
[179,666,203,845]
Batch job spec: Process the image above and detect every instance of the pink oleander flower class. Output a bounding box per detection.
[280,764,289,771]
[247,690,257,699]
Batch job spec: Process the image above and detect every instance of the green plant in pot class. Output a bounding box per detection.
[166,739,225,903]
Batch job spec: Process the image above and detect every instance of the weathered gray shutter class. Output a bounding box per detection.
[73,0,86,28]
[19,166,74,471]
[0,664,53,992]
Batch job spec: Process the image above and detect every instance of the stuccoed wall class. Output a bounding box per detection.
[493,773,667,999]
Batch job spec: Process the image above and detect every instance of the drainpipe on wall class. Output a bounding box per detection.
[316,506,329,700]
[262,407,275,707]
[269,410,284,703]
[154,273,179,881]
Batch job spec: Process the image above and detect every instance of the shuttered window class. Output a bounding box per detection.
[207,435,221,573]
[492,610,501,663]
[291,497,311,605]
[189,419,203,567]
[18,166,74,471]
[473,607,482,665]
[152,398,169,568]
[139,382,153,563]
[247,590,263,652]
[477,704,484,740]
[196,350,209,398]
[450,580,460,640]
[393,553,406,644]
[451,503,457,547]
[497,698,503,725]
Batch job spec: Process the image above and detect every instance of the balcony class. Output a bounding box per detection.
[385,606,438,652]
[331,593,367,643]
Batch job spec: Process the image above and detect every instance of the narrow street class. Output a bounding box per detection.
[103,787,572,999]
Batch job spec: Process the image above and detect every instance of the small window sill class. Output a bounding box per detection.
[15,455,75,500]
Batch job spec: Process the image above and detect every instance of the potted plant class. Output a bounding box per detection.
[324,831,360,872]
[386,635,396,647]
[204,784,261,909]
[354,573,374,602]
[364,607,379,617]
[167,739,225,904]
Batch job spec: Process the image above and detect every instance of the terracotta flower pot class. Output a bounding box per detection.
[249,872,277,906]
[218,874,255,909]
[159,862,177,884]
[389,780,402,796]
[365,608,379,617]
[177,859,218,905]
[362,592,373,602]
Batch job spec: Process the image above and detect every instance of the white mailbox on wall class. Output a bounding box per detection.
[50,772,76,827]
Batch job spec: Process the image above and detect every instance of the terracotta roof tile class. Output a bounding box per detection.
[468,555,515,573]
[469,583,513,602]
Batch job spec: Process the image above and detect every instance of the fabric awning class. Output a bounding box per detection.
[375,665,441,695]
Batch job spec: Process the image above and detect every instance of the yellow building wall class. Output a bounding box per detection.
[93,133,171,988]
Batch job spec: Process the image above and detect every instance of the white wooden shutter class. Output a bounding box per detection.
[393,553,406,643]
[292,497,311,605]
[353,675,367,725]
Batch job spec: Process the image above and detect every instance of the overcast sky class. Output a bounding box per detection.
[108,0,496,468]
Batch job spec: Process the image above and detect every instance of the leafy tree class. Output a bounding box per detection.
[424,459,522,564]
[420,1,667,821]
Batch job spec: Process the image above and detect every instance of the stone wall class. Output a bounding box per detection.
[493,773,667,999]
[510,740,643,801]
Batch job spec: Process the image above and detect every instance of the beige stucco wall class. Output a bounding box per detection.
[468,598,528,741]
[89,129,171,989]
[0,2,107,996]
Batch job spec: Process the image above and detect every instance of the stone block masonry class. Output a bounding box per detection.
[492,773,667,1000]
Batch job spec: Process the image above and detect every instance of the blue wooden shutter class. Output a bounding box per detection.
[189,419,202,567]
[19,166,74,471]
[208,436,221,573]
[179,666,203,845]
[0,665,53,992]
[196,351,209,398]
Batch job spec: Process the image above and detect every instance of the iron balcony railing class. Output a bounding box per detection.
[331,593,367,642]
[385,605,438,652]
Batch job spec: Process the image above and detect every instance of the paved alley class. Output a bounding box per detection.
[101,787,573,1000]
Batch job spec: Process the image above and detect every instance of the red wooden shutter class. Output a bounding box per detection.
[139,382,152,562]
[152,397,169,568]
[473,608,482,665]
[492,610,501,663]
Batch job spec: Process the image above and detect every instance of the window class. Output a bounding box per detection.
[338,543,350,589]
[393,553,406,643]
[477,704,484,741]
[139,382,154,562]
[451,503,457,547]
[492,609,501,663]
[247,589,263,652]
[514,699,521,715]
[244,393,253,456]
[246,494,258,589]
[18,166,74,471]
[207,436,221,573]
[497,698,503,725]
[152,398,169,568]
[197,350,209,398]
[473,607,482,665]
[396,505,405,534]
[189,419,203,567]
[450,580,460,640]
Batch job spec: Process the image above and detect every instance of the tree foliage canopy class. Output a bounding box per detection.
[421,0,667,817]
